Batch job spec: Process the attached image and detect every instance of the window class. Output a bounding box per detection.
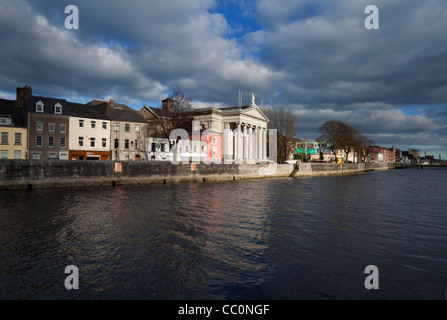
[135,124,140,133]
[14,150,21,159]
[125,123,130,132]
[102,138,107,148]
[36,121,43,131]
[33,153,40,160]
[48,137,54,148]
[36,136,42,147]
[114,123,120,132]
[54,103,62,114]
[212,147,218,156]
[60,137,66,148]
[48,122,55,132]
[114,139,119,149]
[49,153,57,159]
[1,150,7,159]
[35,101,44,113]
[78,137,84,147]
[60,123,66,133]
[15,133,21,145]
[102,122,107,129]
[90,137,95,147]
[79,119,84,128]
[125,139,129,149]
[0,117,11,125]
[151,143,156,152]
[212,137,217,145]
[91,121,96,129]
[161,144,165,152]
[1,132,8,144]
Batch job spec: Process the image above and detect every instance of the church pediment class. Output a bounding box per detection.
[241,106,270,123]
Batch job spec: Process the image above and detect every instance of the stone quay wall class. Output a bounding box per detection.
[0,160,390,190]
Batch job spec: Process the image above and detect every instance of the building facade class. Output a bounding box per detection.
[21,87,70,160]
[191,95,269,164]
[0,99,27,159]
[88,99,148,161]
[68,102,111,160]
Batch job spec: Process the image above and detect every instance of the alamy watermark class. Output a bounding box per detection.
[364,5,379,30]
[64,265,79,290]
[364,265,379,290]
[64,5,79,30]
[63,5,379,31]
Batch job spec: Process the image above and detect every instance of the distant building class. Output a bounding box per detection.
[367,146,396,163]
[0,98,27,159]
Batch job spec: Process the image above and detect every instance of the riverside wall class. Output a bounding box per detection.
[0,160,390,190]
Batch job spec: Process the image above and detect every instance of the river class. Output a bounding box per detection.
[1,168,446,300]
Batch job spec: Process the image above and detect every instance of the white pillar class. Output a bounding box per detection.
[247,125,253,163]
[235,123,242,164]
[243,124,248,162]
[262,128,267,160]
[224,122,233,164]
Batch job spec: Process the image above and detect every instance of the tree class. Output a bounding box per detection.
[152,89,193,150]
[266,106,298,161]
[318,120,360,162]
[354,135,375,162]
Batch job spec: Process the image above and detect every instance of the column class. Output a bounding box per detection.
[247,125,253,163]
[262,128,267,160]
[235,123,242,164]
[223,122,233,163]
[243,124,248,162]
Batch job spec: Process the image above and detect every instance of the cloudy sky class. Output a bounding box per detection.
[1,0,447,158]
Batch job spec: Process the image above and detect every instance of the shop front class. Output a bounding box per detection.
[69,150,111,160]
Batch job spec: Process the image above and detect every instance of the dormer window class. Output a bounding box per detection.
[0,117,11,126]
[54,103,62,114]
[35,101,44,113]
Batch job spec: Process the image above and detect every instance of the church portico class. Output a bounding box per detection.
[190,93,270,164]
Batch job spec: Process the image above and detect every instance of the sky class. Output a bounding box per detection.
[1,0,447,159]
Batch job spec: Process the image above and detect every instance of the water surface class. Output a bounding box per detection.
[1,168,446,299]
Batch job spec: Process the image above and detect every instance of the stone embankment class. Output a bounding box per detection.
[0,160,390,190]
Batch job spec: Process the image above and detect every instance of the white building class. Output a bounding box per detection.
[192,94,269,164]
[88,99,149,161]
[68,102,111,160]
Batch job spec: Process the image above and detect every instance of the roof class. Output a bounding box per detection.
[68,101,110,120]
[87,100,147,123]
[0,99,26,127]
[24,96,70,116]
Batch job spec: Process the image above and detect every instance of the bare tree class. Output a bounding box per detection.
[135,124,150,160]
[152,89,194,150]
[266,106,298,161]
[354,135,375,162]
[318,120,360,162]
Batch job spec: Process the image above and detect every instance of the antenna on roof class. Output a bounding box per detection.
[238,90,242,110]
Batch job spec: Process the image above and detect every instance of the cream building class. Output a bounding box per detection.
[88,99,149,161]
[68,102,111,160]
[0,99,27,159]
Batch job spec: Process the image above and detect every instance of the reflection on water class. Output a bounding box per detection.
[1,168,447,299]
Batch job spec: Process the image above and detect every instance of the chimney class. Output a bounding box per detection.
[105,98,114,115]
[162,97,174,112]
[16,85,32,107]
